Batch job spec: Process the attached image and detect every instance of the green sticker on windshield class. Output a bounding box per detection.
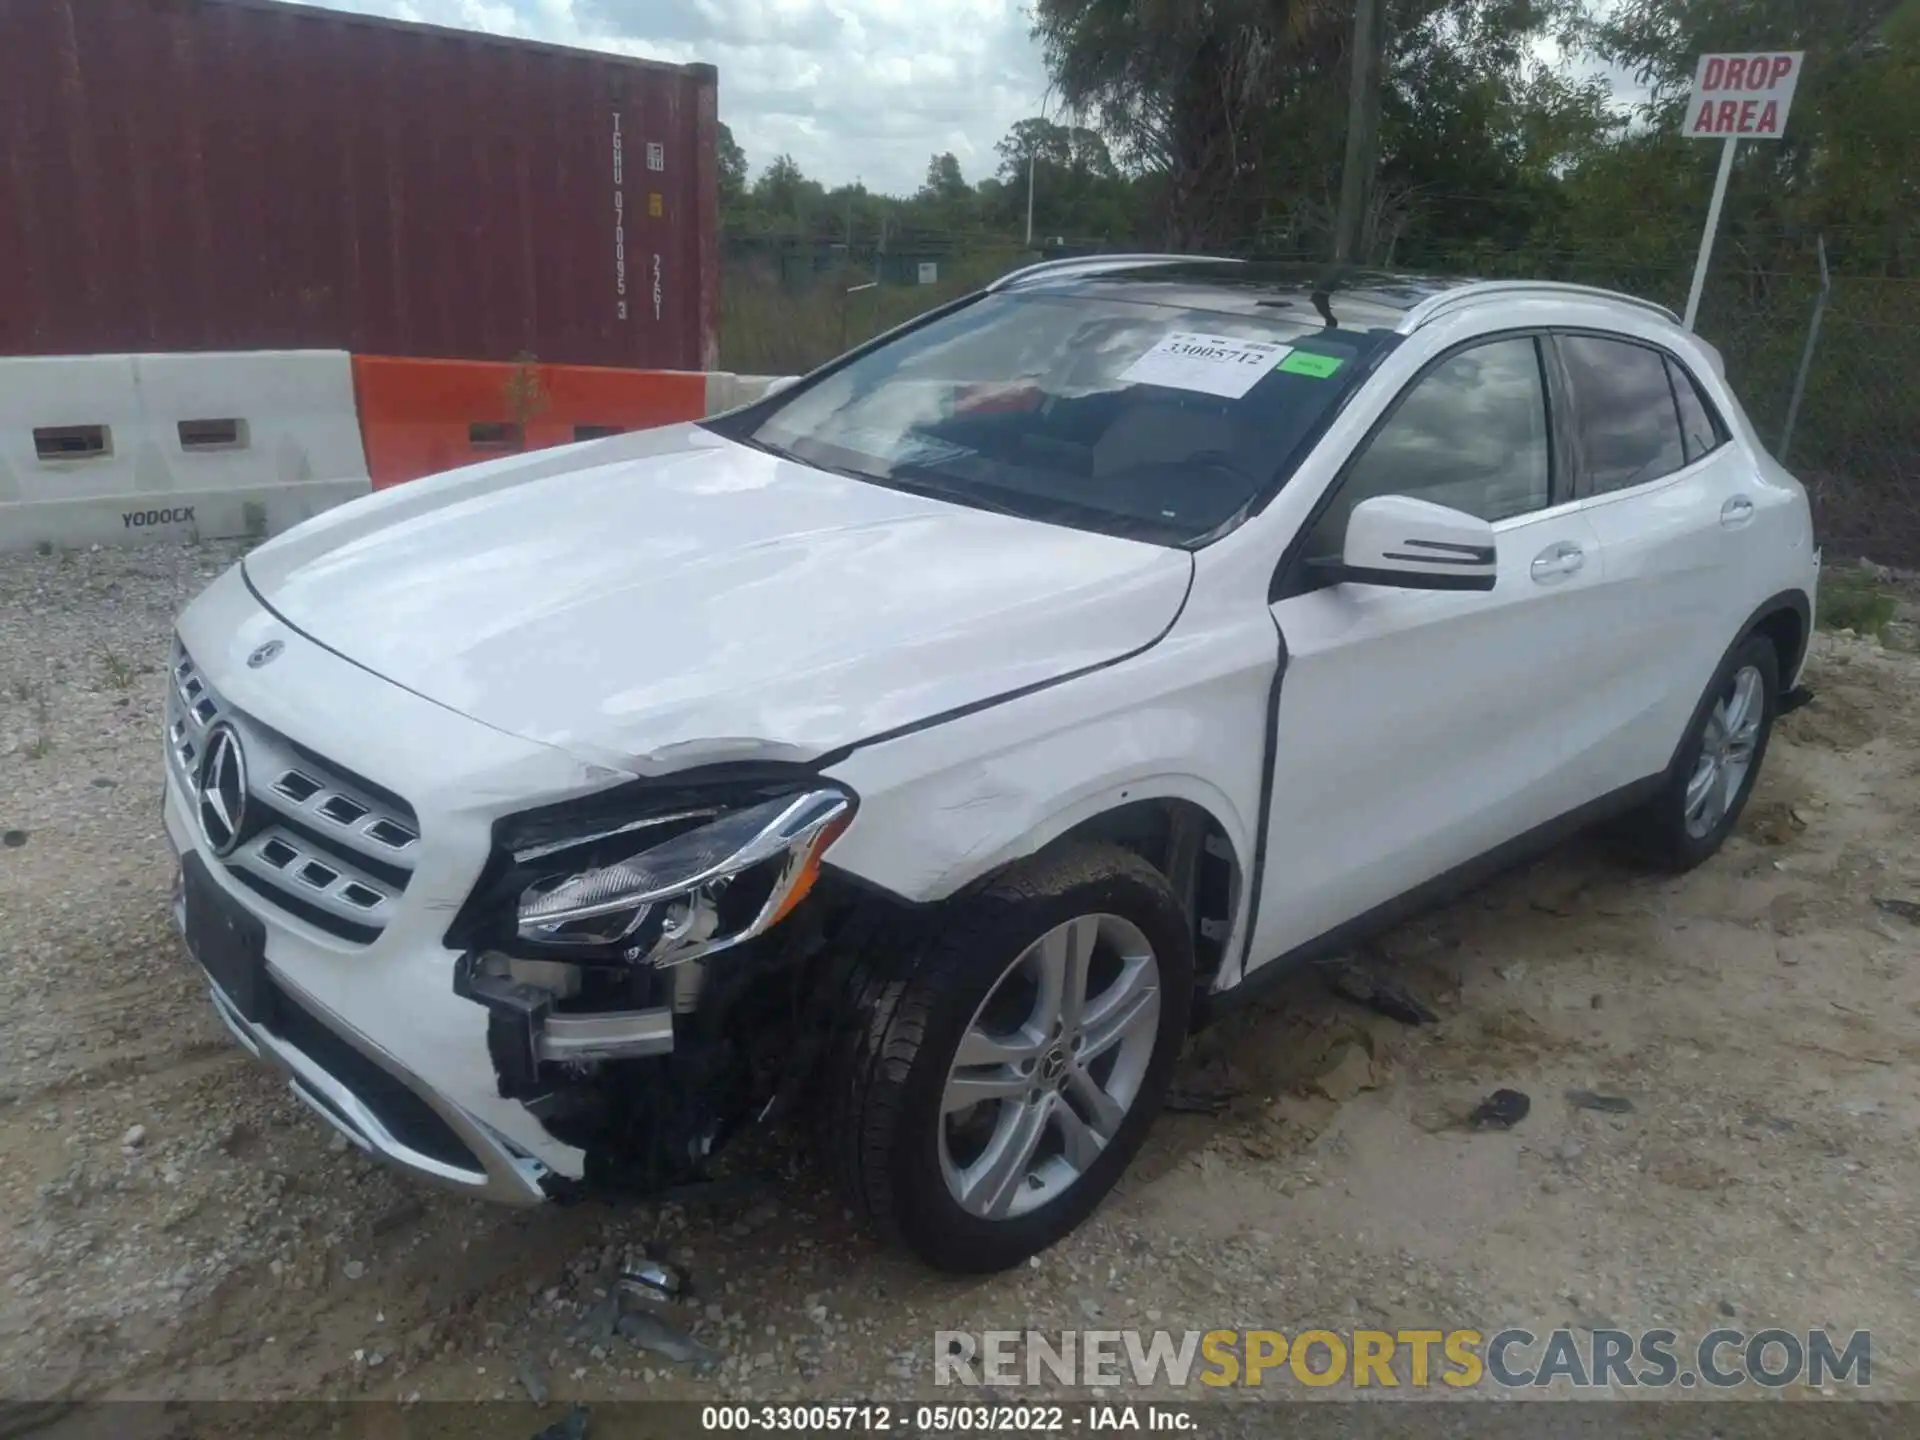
[1278,351,1345,378]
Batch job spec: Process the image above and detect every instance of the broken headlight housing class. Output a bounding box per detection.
[507,787,854,968]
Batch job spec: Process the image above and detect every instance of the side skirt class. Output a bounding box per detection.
[1195,773,1664,1026]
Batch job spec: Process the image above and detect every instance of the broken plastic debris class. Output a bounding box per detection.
[570,1297,619,1346]
[1165,1080,1242,1115]
[1315,956,1438,1025]
[1566,1090,1634,1114]
[516,1352,550,1404]
[1468,1089,1531,1129]
[615,1309,722,1368]
[617,1253,688,1307]
[531,1404,589,1440]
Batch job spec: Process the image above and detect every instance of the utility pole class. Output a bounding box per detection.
[1333,0,1383,264]
[1025,140,1037,248]
[1025,92,1055,251]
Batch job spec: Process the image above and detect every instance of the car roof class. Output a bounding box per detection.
[990,256,1680,334]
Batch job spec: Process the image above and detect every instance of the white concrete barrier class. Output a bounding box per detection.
[2,354,799,552]
[0,351,371,554]
[703,372,798,414]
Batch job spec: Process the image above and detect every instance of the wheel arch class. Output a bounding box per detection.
[1037,792,1246,988]
[1747,588,1811,690]
[1661,588,1808,783]
[830,774,1252,989]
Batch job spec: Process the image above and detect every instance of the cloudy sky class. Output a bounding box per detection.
[309,0,1052,196]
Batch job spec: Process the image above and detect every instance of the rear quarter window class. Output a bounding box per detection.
[1668,357,1728,463]
[1558,334,1689,496]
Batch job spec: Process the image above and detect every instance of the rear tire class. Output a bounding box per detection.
[822,843,1192,1273]
[1614,633,1779,871]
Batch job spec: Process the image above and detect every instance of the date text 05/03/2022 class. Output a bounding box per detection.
[698,1404,1195,1432]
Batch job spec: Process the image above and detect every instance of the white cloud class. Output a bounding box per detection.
[306,0,1051,195]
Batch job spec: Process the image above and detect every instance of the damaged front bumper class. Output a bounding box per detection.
[169,861,556,1205]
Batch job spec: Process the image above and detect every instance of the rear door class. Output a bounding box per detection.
[1549,333,1752,798]
[1249,334,1605,965]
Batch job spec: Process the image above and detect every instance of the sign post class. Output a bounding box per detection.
[1680,49,1804,330]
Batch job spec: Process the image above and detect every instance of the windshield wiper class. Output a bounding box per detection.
[728,432,1032,522]
[730,432,887,487]
[883,464,1032,520]
[724,431,795,464]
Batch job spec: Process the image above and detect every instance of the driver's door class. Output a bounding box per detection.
[1246,335,1604,968]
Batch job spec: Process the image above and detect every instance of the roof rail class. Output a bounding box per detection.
[1397,281,1681,333]
[987,253,1243,292]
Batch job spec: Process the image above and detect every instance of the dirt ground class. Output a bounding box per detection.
[2,542,1917,1409]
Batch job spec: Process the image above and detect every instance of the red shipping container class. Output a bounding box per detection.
[0,0,719,370]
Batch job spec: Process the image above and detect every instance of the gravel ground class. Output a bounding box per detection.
[3,541,1918,1410]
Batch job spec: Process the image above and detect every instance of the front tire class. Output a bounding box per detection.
[1616,633,1780,871]
[823,844,1193,1273]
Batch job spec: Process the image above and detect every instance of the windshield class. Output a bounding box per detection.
[710,291,1395,546]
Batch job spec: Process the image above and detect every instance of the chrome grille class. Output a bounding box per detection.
[167,639,420,945]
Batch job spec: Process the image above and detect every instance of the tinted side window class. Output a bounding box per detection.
[1668,358,1726,464]
[1303,336,1550,562]
[1560,335,1687,494]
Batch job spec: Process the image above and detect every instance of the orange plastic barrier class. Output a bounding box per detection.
[351,355,710,490]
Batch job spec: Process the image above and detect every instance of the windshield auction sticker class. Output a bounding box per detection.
[1119,331,1291,399]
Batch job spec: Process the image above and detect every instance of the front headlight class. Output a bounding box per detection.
[514,788,853,966]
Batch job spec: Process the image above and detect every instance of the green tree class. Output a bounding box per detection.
[1582,0,1920,274]
[749,153,826,233]
[990,117,1138,240]
[1030,0,1596,253]
[717,121,749,207]
[920,152,971,203]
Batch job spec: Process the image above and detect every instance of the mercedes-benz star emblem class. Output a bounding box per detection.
[247,640,284,669]
[196,724,249,857]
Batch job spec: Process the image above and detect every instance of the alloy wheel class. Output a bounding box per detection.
[1684,663,1765,840]
[938,913,1161,1219]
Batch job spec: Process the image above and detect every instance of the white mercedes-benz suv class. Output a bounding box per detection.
[165,259,1817,1272]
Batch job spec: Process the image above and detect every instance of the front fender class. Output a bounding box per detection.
[820,622,1276,984]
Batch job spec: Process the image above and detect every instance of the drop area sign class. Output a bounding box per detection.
[1680,49,1805,331]
[1686,51,1803,138]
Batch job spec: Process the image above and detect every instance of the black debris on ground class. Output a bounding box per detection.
[531,1404,589,1440]
[1468,1089,1531,1129]
[1315,955,1439,1026]
[1165,1084,1241,1115]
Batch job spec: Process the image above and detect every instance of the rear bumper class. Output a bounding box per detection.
[167,842,552,1208]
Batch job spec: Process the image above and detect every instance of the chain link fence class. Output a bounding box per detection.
[1772,280,1920,571]
[719,232,1920,569]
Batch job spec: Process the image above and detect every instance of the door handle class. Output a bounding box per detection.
[1721,495,1755,527]
[1530,540,1585,584]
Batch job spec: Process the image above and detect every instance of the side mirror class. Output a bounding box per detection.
[1337,494,1497,592]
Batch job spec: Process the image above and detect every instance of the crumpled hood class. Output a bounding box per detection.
[243,425,1192,772]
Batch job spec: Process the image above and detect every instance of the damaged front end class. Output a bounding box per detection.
[446,768,882,1198]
